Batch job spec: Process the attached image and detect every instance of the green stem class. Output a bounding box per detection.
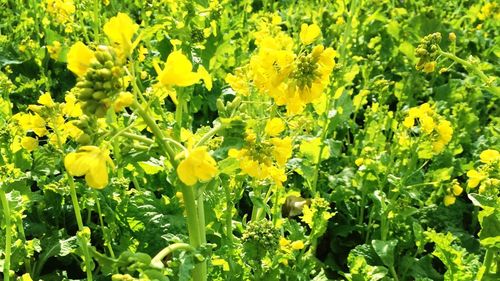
[389,265,399,281]
[438,50,490,84]
[131,99,177,163]
[67,176,94,281]
[0,189,12,281]
[181,184,205,281]
[483,248,494,274]
[151,243,195,268]
[15,217,32,274]
[121,132,155,145]
[93,191,115,258]
[195,123,224,147]
[93,0,100,41]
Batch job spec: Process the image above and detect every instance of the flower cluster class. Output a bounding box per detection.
[229,118,292,186]
[45,0,75,25]
[467,149,500,195]
[10,92,83,151]
[415,32,442,73]
[443,179,464,206]
[242,219,281,261]
[401,103,453,158]
[227,21,336,114]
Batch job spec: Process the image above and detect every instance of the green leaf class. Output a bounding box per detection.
[371,239,397,268]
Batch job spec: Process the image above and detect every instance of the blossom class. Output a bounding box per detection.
[177,146,218,186]
[158,51,211,89]
[64,146,114,189]
[103,13,138,55]
[479,149,500,164]
[67,42,95,76]
[264,118,285,136]
[467,169,486,188]
[300,23,321,45]
[113,92,134,112]
[21,136,38,151]
[443,195,456,206]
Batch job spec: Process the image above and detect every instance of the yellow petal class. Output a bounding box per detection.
[38,92,55,107]
[103,13,138,53]
[177,158,198,186]
[265,118,285,136]
[300,23,321,45]
[67,42,95,76]
[159,51,200,87]
[197,65,212,91]
[85,159,109,189]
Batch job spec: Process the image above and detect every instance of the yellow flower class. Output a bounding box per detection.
[300,23,321,45]
[103,13,138,55]
[67,42,95,76]
[271,137,293,166]
[177,146,218,186]
[158,51,202,87]
[113,92,134,112]
[291,240,305,250]
[38,92,55,107]
[467,169,486,188]
[64,146,114,189]
[264,118,285,136]
[443,194,456,206]
[452,183,463,196]
[479,149,500,164]
[436,120,452,143]
[21,136,38,151]
[420,115,435,134]
[403,116,414,128]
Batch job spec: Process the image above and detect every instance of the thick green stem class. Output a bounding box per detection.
[181,184,206,281]
[0,189,12,281]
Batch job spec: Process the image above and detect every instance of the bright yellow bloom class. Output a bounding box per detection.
[403,116,414,128]
[436,120,452,143]
[443,195,456,206]
[64,146,114,189]
[158,51,209,88]
[300,23,321,45]
[480,149,500,164]
[467,169,486,188]
[452,183,463,196]
[420,115,435,134]
[38,92,55,107]
[67,42,95,76]
[113,92,134,112]
[264,118,285,136]
[291,240,305,250]
[177,146,218,186]
[197,65,213,91]
[21,136,38,151]
[103,13,138,55]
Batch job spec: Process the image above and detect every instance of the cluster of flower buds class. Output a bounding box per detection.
[75,46,123,117]
[73,115,93,145]
[415,32,442,73]
[242,219,281,260]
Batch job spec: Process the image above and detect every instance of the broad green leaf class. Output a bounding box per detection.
[371,239,397,268]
